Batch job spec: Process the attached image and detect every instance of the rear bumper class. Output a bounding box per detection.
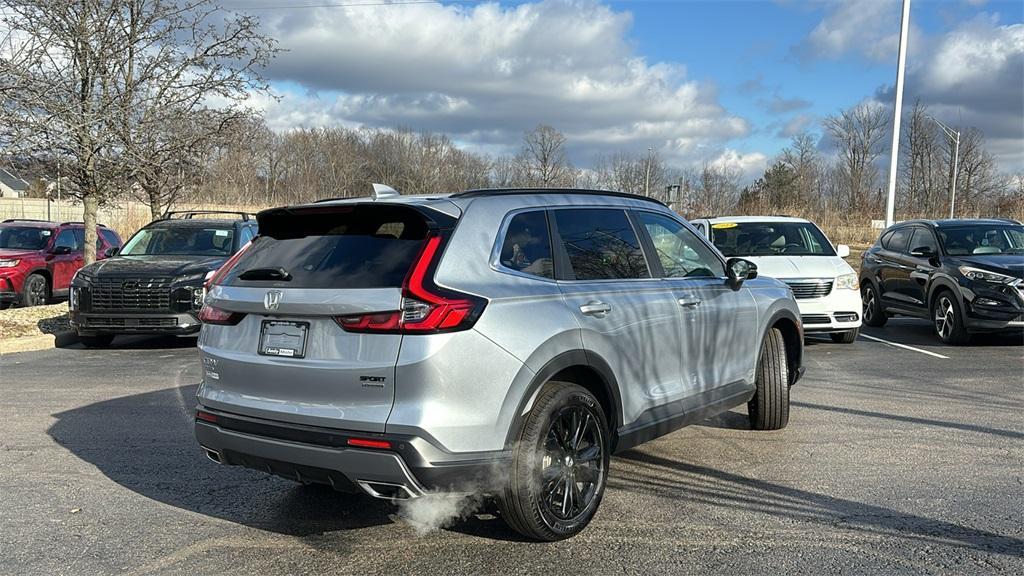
[194,406,510,499]
[70,310,201,335]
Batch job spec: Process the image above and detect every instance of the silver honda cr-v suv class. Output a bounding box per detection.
[193,187,804,541]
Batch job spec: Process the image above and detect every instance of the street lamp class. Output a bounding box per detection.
[927,115,961,219]
[644,147,653,197]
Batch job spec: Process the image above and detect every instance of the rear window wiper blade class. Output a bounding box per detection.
[238,267,292,281]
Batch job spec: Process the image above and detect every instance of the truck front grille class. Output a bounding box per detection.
[89,277,173,311]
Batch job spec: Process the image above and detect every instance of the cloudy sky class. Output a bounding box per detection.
[221,0,1024,181]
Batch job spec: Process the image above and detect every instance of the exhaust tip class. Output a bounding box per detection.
[358,480,418,501]
[202,447,222,464]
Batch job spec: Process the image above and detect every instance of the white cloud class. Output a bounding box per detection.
[794,0,922,62]
[708,149,768,183]
[230,0,749,163]
[876,16,1024,170]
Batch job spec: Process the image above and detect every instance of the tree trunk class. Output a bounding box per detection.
[83,193,99,265]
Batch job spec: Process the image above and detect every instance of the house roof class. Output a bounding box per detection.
[0,168,30,191]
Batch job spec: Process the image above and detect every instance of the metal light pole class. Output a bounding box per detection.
[928,115,960,219]
[644,147,653,197]
[884,0,911,227]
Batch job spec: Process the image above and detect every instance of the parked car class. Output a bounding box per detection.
[0,219,122,309]
[69,211,257,347]
[860,218,1024,344]
[690,216,862,343]
[193,186,804,541]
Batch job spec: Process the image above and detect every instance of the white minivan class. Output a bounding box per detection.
[691,216,862,343]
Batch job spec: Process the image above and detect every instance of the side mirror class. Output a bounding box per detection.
[725,257,758,289]
[51,245,72,255]
[104,246,119,257]
[909,247,935,258]
[836,244,850,258]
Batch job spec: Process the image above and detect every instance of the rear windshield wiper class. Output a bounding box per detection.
[238,267,292,281]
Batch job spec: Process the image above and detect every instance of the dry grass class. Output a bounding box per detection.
[0,304,70,340]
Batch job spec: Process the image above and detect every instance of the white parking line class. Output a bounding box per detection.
[859,333,950,359]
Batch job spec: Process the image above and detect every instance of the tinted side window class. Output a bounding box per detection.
[909,228,938,255]
[53,229,80,251]
[99,228,122,247]
[885,228,911,253]
[499,211,553,279]
[636,212,724,278]
[552,209,649,280]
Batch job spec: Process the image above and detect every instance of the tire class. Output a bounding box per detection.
[0,301,11,310]
[861,282,886,327]
[932,290,970,345]
[829,328,859,344]
[79,334,115,348]
[748,327,790,431]
[20,273,49,307]
[498,381,610,541]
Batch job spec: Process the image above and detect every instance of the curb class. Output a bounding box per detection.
[0,331,79,355]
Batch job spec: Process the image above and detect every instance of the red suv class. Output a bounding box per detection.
[0,219,122,308]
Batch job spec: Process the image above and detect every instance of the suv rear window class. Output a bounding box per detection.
[552,209,649,281]
[225,205,430,289]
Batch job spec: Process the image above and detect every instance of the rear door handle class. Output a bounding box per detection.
[579,301,612,317]
[678,298,701,309]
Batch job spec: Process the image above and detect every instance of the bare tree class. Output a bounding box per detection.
[519,124,571,187]
[824,102,888,212]
[0,0,276,262]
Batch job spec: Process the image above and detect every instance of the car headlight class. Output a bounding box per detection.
[0,259,19,268]
[835,273,859,290]
[69,286,80,311]
[959,266,1015,284]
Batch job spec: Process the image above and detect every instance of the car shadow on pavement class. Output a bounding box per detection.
[614,449,1024,559]
[865,319,1024,348]
[47,384,399,538]
[58,334,199,350]
[791,401,1024,440]
[695,409,751,430]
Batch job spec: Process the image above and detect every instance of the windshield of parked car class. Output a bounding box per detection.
[937,224,1024,256]
[0,226,54,250]
[120,226,234,256]
[710,221,836,257]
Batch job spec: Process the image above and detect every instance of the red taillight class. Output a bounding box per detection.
[336,234,485,334]
[347,437,392,450]
[198,304,245,326]
[196,410,217,423]
[333,311,401,331]
[206,240,254,289]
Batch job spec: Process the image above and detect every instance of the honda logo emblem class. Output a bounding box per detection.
[264,290,282,311]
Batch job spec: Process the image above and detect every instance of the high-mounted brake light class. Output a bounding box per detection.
[336,234,486,334]
[198,304,246,326]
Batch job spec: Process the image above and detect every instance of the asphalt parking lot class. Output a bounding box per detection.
[1,320,1021,575]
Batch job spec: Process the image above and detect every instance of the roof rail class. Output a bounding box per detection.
[450,188,666,206]
[161,210,255,221]
[2,218,52,223]
[59,221,109,228]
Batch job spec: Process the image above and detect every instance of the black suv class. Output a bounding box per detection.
[860,219,1024,344]
[69,211,257,347]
